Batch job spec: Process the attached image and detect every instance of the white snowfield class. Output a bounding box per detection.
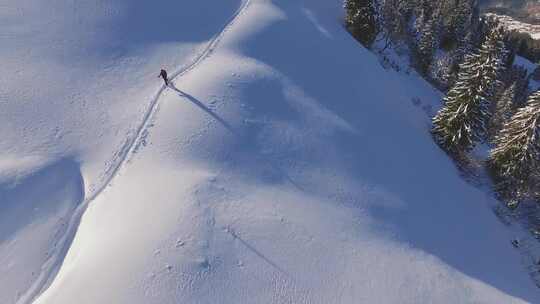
[1,0,539,303]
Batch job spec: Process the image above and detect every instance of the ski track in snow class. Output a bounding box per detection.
[17,1,251,303]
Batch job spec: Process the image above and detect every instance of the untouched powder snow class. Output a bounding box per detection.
[2,0,540,303]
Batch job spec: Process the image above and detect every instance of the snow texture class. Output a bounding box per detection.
[1,0,540,303]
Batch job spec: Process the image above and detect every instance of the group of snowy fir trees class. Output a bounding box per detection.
[431,21,539,207]
[344,0,540,207]
[432,22,508,157]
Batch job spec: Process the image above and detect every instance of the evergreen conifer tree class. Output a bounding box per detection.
[344,0,378,48]
[489,90,540,206]
[489,65,529,138]
[432,24,508,155]
[449,0,478,43]
[415,9,441,74]
[379,0,414,44]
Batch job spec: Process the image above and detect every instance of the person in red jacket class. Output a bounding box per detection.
[159,69,169,86]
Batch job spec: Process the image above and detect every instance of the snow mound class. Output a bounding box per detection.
[0,159,83,304]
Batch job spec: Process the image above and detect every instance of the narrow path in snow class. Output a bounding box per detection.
[19,1,251,303]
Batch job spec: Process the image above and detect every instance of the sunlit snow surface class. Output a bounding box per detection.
[1,0,540,303]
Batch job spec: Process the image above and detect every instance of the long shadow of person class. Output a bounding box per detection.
[169,82,304,192]
[169,83,236,134]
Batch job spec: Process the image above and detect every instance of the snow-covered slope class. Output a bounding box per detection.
[2,0,540,303]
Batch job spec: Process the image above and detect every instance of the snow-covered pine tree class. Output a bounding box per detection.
[432,23,508,156]
[488,65,529,139]
[344,0,378,48]
[448,0,478,44]
[443,31,474,89]
[489,90,540,206]
[490,83,520,138]
[438,0,481,90]
[379,0,414,45]
[475,22,508,95]
[415,8,442,75]
[514,66,530,107]
[429,52,455,91]
[431,54,491,155]
[413,0,433,28]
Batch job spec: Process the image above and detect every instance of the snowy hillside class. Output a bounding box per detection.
[2,0,540,303]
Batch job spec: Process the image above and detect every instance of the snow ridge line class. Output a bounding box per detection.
[18,1,251,303]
